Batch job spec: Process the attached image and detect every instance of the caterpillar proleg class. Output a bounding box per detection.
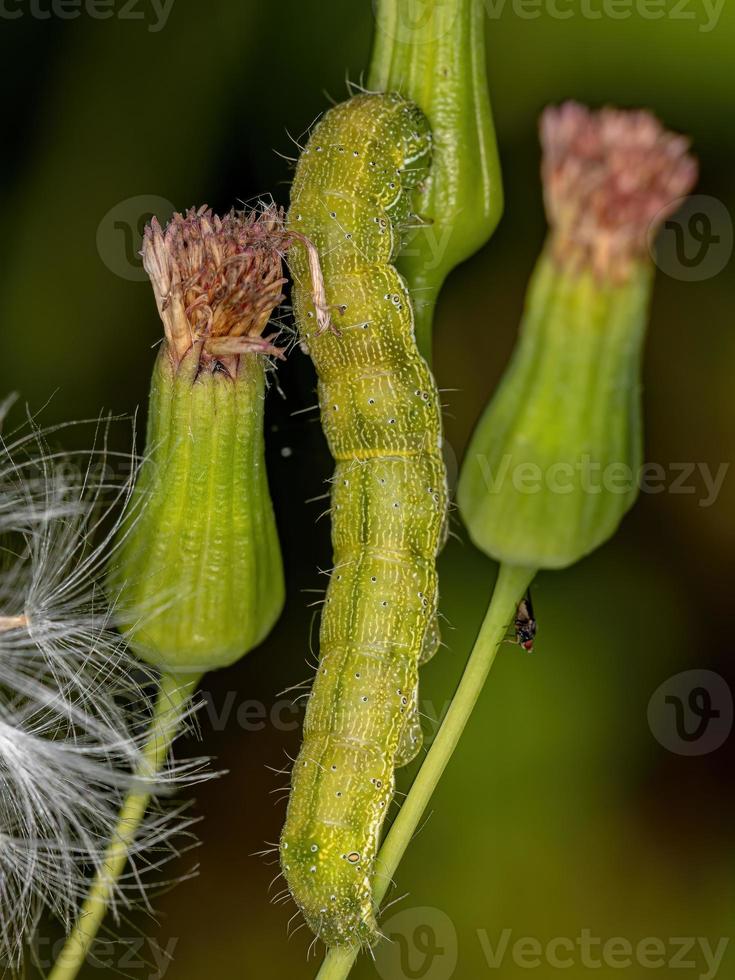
[280,93,449,948]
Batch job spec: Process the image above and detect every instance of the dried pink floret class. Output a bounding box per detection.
[142,205,289,369]
[541,101,699,280]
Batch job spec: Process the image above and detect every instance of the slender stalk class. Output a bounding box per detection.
[315,562,535,980]
[0,615,28,631]
[48,670,201,980]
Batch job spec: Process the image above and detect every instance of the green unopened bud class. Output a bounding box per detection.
[368,0,503,358]
[458,103,698,570]
[109,206,287,673]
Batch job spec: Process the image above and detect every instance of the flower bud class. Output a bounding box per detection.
[458,103,698,569]
[368,0,503,357]
[109,206,287,673]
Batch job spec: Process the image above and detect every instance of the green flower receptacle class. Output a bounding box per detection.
[458,254,651,570]
[109,346,284,674]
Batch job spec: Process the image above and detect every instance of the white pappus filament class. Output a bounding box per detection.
[0,409,209,973]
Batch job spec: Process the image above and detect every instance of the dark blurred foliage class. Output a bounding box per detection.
[0,1,733,977]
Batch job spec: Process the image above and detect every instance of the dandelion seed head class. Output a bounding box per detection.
[0,414,209,973]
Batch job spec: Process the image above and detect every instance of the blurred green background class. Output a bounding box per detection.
[1,0,733,977]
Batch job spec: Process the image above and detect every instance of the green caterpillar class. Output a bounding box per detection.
[280,93,448,948]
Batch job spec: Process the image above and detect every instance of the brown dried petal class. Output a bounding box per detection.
[142,205,289,365]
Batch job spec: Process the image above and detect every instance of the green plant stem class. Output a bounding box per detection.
[48,670,201,980]
[315,562,536,980]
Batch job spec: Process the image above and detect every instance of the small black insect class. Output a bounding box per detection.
[514,590,537,652]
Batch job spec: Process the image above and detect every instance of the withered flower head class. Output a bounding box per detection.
[142,204,289,370]
[541,102,698,281]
